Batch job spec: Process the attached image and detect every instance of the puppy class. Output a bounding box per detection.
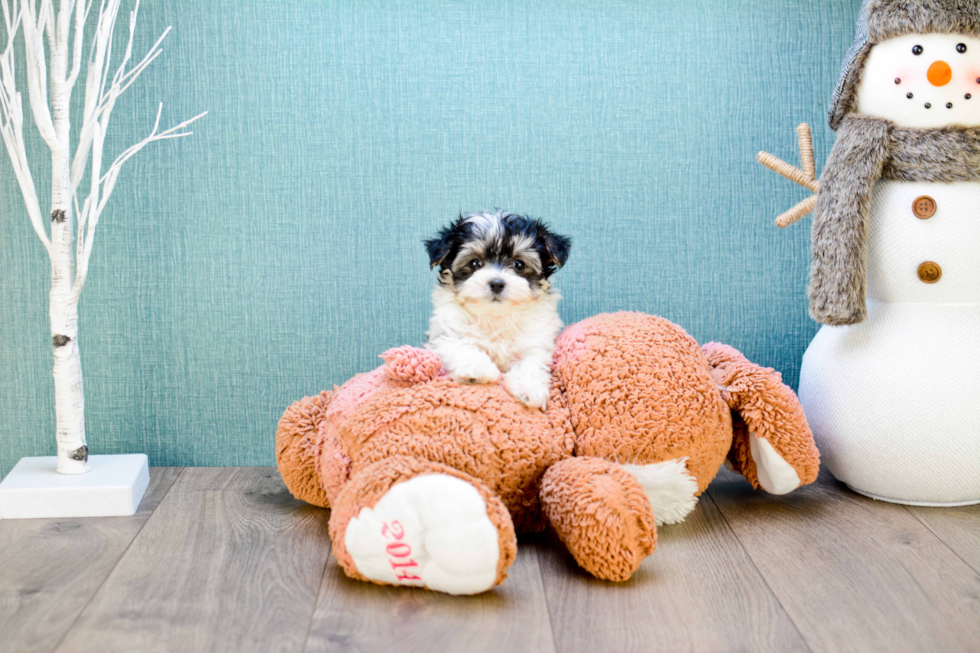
[424,210,571,409]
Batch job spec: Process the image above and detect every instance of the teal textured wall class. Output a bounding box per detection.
[0,0,861,475]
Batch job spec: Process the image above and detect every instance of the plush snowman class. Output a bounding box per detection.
[760,0,980,506]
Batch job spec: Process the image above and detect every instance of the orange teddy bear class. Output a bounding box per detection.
[276,312,819,595]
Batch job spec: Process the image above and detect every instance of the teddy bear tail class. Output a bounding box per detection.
[702,342,820,493]
[275,390,334,508]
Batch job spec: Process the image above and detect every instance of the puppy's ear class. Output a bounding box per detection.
[543,231,571,271]
[424,226,456,269]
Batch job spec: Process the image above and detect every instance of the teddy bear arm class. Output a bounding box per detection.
[539,457,657,582]
[275,390,334,508]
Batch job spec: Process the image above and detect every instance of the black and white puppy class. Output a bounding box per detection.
[424,210,571,409]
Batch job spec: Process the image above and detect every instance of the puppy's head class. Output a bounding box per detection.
[424,211,571,311]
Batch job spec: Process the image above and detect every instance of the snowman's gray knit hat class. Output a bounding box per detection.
[829,0,980,130]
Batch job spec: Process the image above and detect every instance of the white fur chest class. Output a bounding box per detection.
[426,286,563,372]
[456,313,527,370]
[866,180,980,304]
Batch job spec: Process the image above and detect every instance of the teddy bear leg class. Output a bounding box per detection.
[539,457,657,582]
[328,456,517,595]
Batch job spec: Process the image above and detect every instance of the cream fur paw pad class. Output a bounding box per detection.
[450,357,500,385]
[343,474,501,595]
[504,368,550,409]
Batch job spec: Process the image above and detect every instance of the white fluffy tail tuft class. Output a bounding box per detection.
[620,458,700,526]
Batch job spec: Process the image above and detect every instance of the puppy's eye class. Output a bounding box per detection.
[514,260,526,271]
[469,260,482,270]
[957,43,968,54]
[913,45,923,55]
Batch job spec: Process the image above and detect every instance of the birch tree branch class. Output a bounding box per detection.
[0,0,51,252]
[4,0,206,291]
[68,0,207,296]
[65,0,90,88]
[42,0,55,58]
[100,106,206,207]
[72,105,206,295]
[21,0,59,149]
[71,0,170,192]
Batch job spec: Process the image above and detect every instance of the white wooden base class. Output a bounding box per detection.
[0,454,150,519]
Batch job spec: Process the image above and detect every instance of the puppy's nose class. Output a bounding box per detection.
[489,279,505,294]
[928,60,952,87]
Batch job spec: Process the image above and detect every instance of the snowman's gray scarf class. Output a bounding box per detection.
[809,114,980,326]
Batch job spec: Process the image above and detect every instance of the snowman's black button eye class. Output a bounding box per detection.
[925,103,932,109]
[947,102,954,109]
[895,77,902,84]
[907,93,914,99]
[913,45,924,55]
[957,43,967,53]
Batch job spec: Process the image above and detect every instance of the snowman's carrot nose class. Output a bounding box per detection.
[928,60,952,86]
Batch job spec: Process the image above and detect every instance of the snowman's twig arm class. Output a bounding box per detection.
[798,123,816,180]
[757,123,821,228]
[776,195,817,228]
[757,152,820,193]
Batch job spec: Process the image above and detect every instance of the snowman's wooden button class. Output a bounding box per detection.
[912,196,937,219]
[917,261,942,284]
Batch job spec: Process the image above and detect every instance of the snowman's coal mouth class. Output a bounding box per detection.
[910,98,960,110]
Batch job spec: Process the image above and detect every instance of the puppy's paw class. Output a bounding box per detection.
[504,369,550,410]
[450,358,501,385]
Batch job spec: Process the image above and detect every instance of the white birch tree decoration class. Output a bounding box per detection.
[0,0,205,475]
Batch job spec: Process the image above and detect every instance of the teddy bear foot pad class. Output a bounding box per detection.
[343,474,501,595]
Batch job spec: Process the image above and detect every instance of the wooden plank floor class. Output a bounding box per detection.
[1,467,978,653]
